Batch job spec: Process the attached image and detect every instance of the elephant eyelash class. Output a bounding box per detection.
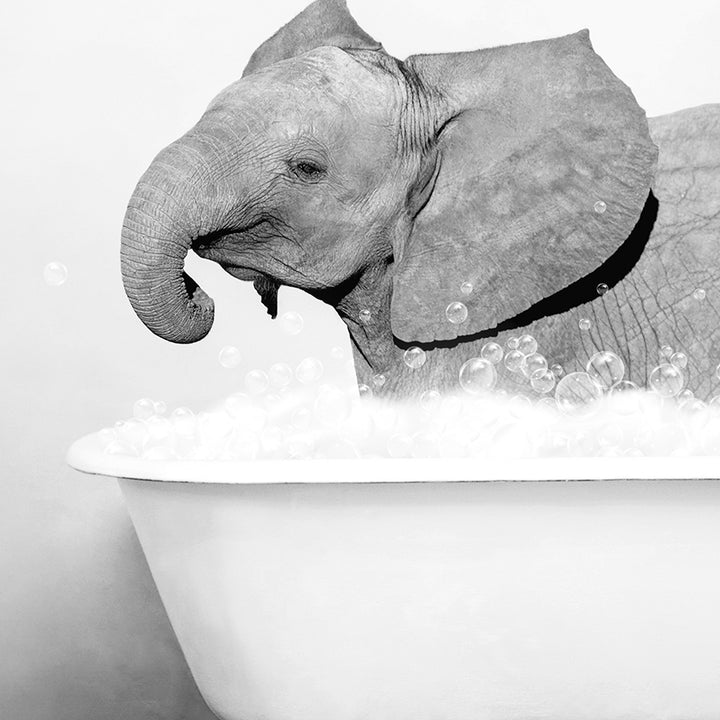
[288,159,326,182]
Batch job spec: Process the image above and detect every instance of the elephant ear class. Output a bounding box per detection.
[391,30,658,344]
[242,0,383,77]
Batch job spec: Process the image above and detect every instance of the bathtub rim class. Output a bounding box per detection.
[67,432,720,484]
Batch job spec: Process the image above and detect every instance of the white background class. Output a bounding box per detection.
[1,0,718,718]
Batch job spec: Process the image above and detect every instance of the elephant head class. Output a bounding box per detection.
[121,0,657,390]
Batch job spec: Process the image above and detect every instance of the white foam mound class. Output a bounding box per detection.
[98,383,720,461]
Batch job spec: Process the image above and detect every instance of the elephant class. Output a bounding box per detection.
[120,0,720,402]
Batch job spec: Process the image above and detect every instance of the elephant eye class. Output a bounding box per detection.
[289,159,326,181]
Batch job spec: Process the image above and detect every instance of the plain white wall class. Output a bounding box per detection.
[1,0,717,718]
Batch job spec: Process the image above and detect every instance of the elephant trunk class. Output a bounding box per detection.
[120,141,216,344]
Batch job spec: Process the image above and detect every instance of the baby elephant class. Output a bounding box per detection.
[121,0,720,399]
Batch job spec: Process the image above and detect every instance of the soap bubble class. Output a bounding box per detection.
[358,383,373,398]
[648,363,684,398]
[446,301,468,324]
[693,288,706,301]
[609,380,641,414]
[292,407,312,430]
[330,346,345,360]
[387,433,413,458]
[219,345,242,368]
[678,389,694,406]
[660,345,674,359]
[596,283,609,296]
[286,434,313,459]
[153,400,167,416]
[245,369,270,395]
[517,334,538,356]
[359,309,372,324]
[296,357,324,384]
[715,363,720,380]
[403,346,427,369]
[460,281,473,295]
[268,362,293,389]
[506,337,519,350]
[314,385,352,425]
[43,261,68,286]
[578,318,592,331]
[550,363,565,378]
[459,357,497,394]
[411,431,440,458]
[133,398,156,420]
[530,369,556,394]
[263,393,283,412]
[586,351,625,390]
[372,374,387,388]
[481,342,503,364]
[419,389,442,411]
[522,352,547,378]
[555,372,602,415]
[670,352,688,369]
[594,200,607,214]
[710,396,720,407]
[171,407,196,436]
[145,416,172,443]
[280,311,304,335]
[504,349,525,373]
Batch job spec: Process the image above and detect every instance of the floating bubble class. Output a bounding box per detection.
[522,352,547,378]
[458,357,497,394]
[670,352,688,369]
[268,362,293,389]
[330,346,345,361]
[596,283,609,296]
[530,369,556,394]
[358,383,373,398]
[280,311,304,335]
[387,433,413,458]
[292,407,312,430]
[171,407,196,436]
[245,369,270,394]
[219,345,242,369]
[710,395,720,407]
[660,345,674,359]
[555,372,602,415]
[314,385,352,425]
[648,363,684,398]
[594,200,607,214]
[716,363,720,380]
[609,380,641,415]
[693,288,706,301]
[506,337,520,350]
[586,351,625,390]
[359,309,372,324]
[578,318,591,331]
[133,398,156,420]
[460,281,473,295]
[153,400,167,416]
[481,342,503,364]
[296,357,324,384]
[403,346,426,369]
[678,389,694,406]
[286,434,313,459]
[504,349,525,373]
[446,301,468,324]
[550,363,565,378]
[372,373,386,388]
[517,334,538,356]
[419,389,442,409]
[43,261,68,286]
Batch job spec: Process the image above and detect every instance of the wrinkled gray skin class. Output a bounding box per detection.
[121,0,720,400]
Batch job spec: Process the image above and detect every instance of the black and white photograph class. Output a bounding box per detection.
[2,0,720,717]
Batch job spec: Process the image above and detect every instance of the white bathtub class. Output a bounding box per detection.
[68,433,720,720]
